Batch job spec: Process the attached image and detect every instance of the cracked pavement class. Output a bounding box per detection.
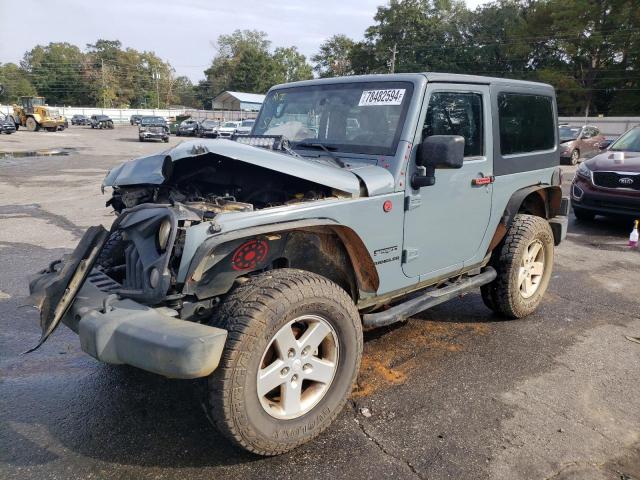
[1,127,639,479]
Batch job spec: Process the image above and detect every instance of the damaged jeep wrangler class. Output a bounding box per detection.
[29,73,569,455]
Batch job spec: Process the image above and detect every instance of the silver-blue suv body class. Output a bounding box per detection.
[28,73,569,455]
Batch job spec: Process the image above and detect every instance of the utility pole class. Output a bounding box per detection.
[101,59,106,109]
[153,71,160,109]
[388,43,397,74]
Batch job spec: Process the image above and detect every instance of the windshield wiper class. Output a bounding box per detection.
[294,142,345,168]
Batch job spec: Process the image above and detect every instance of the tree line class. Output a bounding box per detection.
[1,0,638,115]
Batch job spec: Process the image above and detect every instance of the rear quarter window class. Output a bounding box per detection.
[498,93,555,155]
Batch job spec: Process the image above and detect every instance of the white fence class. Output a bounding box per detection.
[0,105,258,125]
[1,104,634,133]
[559,117,639,138]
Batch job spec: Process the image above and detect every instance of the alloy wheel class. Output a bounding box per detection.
[518,239,545,299]
[257,314,339,420]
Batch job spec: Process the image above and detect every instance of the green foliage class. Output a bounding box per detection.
[7,3,640,116]
[311,35,356,77]
[272,47,313,84]
[319,0,640,115]
[0,63,37,103]
[201,29,313,100]
[21,42,87,106]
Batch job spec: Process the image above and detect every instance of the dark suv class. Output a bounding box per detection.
[1,113,16,134]
[90,115,114,129]
[71,114,89,126]
[138,116,169,142]
[571,125,640,220]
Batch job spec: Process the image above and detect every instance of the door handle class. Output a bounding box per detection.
[472,175,494,186]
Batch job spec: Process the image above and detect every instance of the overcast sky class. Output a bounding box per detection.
[0,0,488,82]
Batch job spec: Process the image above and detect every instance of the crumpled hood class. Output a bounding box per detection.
[585,151,640,172]
[102,139,395,197]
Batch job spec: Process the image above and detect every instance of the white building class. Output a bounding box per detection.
[212,91,265,112]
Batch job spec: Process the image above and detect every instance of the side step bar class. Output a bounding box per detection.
[362,267,497,328]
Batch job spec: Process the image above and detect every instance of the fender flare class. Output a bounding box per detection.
[182,218,379,299]
[487,184,563,253]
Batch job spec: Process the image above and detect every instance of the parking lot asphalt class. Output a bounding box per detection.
[1,127,639,480]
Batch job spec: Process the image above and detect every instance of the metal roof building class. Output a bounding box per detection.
[212,91,265,112]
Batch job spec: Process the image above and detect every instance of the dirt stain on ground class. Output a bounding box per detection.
[353,319,489,398]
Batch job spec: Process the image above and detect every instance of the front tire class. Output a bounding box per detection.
[205,269,362,456]
[483,214,554,319]
[26,117,38,132]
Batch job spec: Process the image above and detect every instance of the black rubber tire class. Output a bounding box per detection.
[482,214,554,319]
[573,206,595,221]
[139,137,144,142]
[96,231,127,270]
[205,268,362,456]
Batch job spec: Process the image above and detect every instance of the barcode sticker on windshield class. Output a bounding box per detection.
[359,89,406,106]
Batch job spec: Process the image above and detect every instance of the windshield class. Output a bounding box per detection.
[202,120,217,127]
[141,116,165,125]
[610,127,640,152]
[181,120,196,126]
[254,81,413,156]
[241,120,255,127]
[222,122,237,128]
[559,126,580,141]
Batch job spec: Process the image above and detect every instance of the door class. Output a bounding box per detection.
[402,84,493,279]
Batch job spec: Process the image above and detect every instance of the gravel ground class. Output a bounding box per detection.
[1,127,639,480]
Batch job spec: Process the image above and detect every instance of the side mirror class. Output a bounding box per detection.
[598,139,613,150]
[412,135,465,189]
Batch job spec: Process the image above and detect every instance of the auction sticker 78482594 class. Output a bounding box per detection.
[359,89,406,106]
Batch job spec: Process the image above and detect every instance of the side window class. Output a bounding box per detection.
[423,92,483,157]
[498,93,554,155]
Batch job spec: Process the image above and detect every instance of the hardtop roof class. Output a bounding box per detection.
[271,72,553,91]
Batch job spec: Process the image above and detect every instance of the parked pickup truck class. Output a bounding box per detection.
[28,73,569,456]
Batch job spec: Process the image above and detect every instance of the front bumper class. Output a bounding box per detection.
[548,196,570,245]
[140,131,168,139]
[66,273,227,379]
[178,129,197,136]
[572,176,640,216]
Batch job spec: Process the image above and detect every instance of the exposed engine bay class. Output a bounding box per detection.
[106,153,341,216]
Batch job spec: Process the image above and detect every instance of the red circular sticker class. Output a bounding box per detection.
[232,239,269,271]
[383,200,393,212]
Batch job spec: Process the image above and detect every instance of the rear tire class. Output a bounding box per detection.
[573,206,595,221]
[204,269,362,456]
[570,149,580,165]
[483,214,554,319]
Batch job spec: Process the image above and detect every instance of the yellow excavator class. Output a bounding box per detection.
[12,96,66,131]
